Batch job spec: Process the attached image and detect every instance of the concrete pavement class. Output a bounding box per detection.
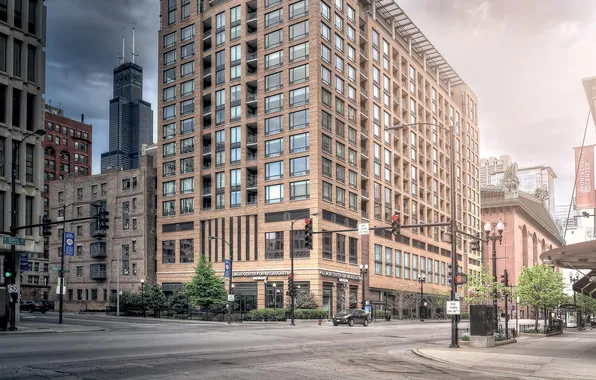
[1,319,104,335]
[412,329,596,379]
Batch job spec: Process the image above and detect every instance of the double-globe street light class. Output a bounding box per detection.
[8,129,46,331]
[385,122,459,347]
[418,274,426,321]
[359,263,368,311]
[208,236,233,325]
[484,219,504,332]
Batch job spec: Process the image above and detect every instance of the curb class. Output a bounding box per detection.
[1,327,105,335]
[410,348,456,366]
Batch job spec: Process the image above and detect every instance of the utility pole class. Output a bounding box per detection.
[58,204,66,324]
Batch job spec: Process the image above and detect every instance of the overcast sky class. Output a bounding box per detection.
[45,0,596,208]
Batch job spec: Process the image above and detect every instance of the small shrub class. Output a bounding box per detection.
[460,312,470,319]
[461,333,470,341]
[292,309,329,319]
[247,308,287,321]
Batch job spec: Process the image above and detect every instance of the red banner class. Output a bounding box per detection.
[575,145,595,209]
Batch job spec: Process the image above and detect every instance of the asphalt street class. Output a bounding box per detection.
[0,314,527,380]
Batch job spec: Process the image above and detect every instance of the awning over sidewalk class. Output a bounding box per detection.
[572,270,596,299]
[540,240,596,270]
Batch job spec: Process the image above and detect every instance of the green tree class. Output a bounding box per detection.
[169,288,191,317]
[286,292,318,310]
[576,293,596,317]
[463,264,500,305]
[185,255,227,311]
[516,264,565,330]
[143,284,167,313]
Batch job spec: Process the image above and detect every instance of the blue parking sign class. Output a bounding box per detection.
[64,232,75,256]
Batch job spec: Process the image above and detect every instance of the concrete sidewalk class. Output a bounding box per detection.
[409,329,596,379]
[0,320,105,335]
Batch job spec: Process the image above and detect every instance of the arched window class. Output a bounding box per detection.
[60,151,70,162]
[45,147,55,157]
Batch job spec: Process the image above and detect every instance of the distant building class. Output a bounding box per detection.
[481,186,565,319]
[555,201,580,234]
[480,155,513,186]
[100,33,153,173]
[48,153,157,311]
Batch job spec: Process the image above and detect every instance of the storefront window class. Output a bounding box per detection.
[265,282,284,308]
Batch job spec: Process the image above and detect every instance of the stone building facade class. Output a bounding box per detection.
[481,186,565,318]
[47,154,157,311]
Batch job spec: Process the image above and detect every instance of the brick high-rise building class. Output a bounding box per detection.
[0,0,47,308]
[156,0,481,318]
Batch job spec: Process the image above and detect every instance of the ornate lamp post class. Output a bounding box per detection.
[359,263,368,310]
[484,219,504,332]
[418,274,426,321]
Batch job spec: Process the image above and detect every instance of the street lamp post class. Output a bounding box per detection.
[570,273,580,330]
[141,278,145,318]
[8,129,46,331]
[484,219,504,332]
[385,122,459,348]
[208,236,233,325]
[418,274,426,321]
[359,264,368,310]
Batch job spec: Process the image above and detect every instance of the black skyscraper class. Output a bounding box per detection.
[101,34,153,173]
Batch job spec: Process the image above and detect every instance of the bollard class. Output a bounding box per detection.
[318,319,322,326]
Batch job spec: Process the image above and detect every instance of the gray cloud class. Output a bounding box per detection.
[399,0,596,207]
[45,0,159,174]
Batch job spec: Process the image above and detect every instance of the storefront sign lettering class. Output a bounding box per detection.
[233,271,290,277]
[320,271,361,281]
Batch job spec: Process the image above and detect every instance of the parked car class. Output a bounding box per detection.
[36,299,53,311]
[332,309,370,327]
[20,300,48,313]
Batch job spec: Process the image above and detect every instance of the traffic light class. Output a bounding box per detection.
[4,266,13,279]
[42,216,52,236]
[288,273,294,294]
[391,213,401,236]
[447,263,453,285]
[470,239,480,251]
[98,208,110,231]
[500,269,509,286]
[304,218,313,249]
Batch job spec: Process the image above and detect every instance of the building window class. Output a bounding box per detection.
[349,237,358,264]
[265,232,284,259]
[180,177,194,194]
[322,232,332,259]
[265,50,283,69]
[162,240,175,264]
[289,64,309,84]
[265,93,283,113]
[290,156,309,177]
[265,138,283,158]
[265,72,283,92]
[180,238,194,263]
[265,8,283,28]
[289,41,309,62]
[265,160,284,181]
[322,181,332,202]
[27,44,35,82]
[336,234,345,262]
[290,180,309,200]
[162,200,175,216]
[374,244,382,274]
[289,132,309,153]
[265,29,283,49]
[265,184,284,204]
[265,115,283,135]
[164,31,176,48]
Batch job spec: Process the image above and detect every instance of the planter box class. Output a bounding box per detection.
[470,335,495,348]
[458,340,470,346]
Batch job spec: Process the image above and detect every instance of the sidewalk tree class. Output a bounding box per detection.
[463,264,500,305]
[169,288,191,316]
[286,291,318,310]
[143,284,167,312]
[576,292,596,317]
[185,254,227,311]
[516,264,565,330]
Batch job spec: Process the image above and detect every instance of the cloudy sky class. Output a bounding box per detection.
[45,0,596,208]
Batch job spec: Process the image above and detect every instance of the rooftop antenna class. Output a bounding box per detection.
[131,27,139,64]
[117,26,126,65]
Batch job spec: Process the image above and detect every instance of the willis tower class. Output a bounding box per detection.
[101,28,153,172]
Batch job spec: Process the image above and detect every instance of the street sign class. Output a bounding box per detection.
[64,232,75,256]
[446,301,460,315]
[454,293,460,301]
[50,267,70,272]
[228,294,235,302]
[358,223,370,235]
[223,260,231,278]
[56,286,66,295]
[8,284,18,294]
[19,254,29,271]
[3,236,25,246]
